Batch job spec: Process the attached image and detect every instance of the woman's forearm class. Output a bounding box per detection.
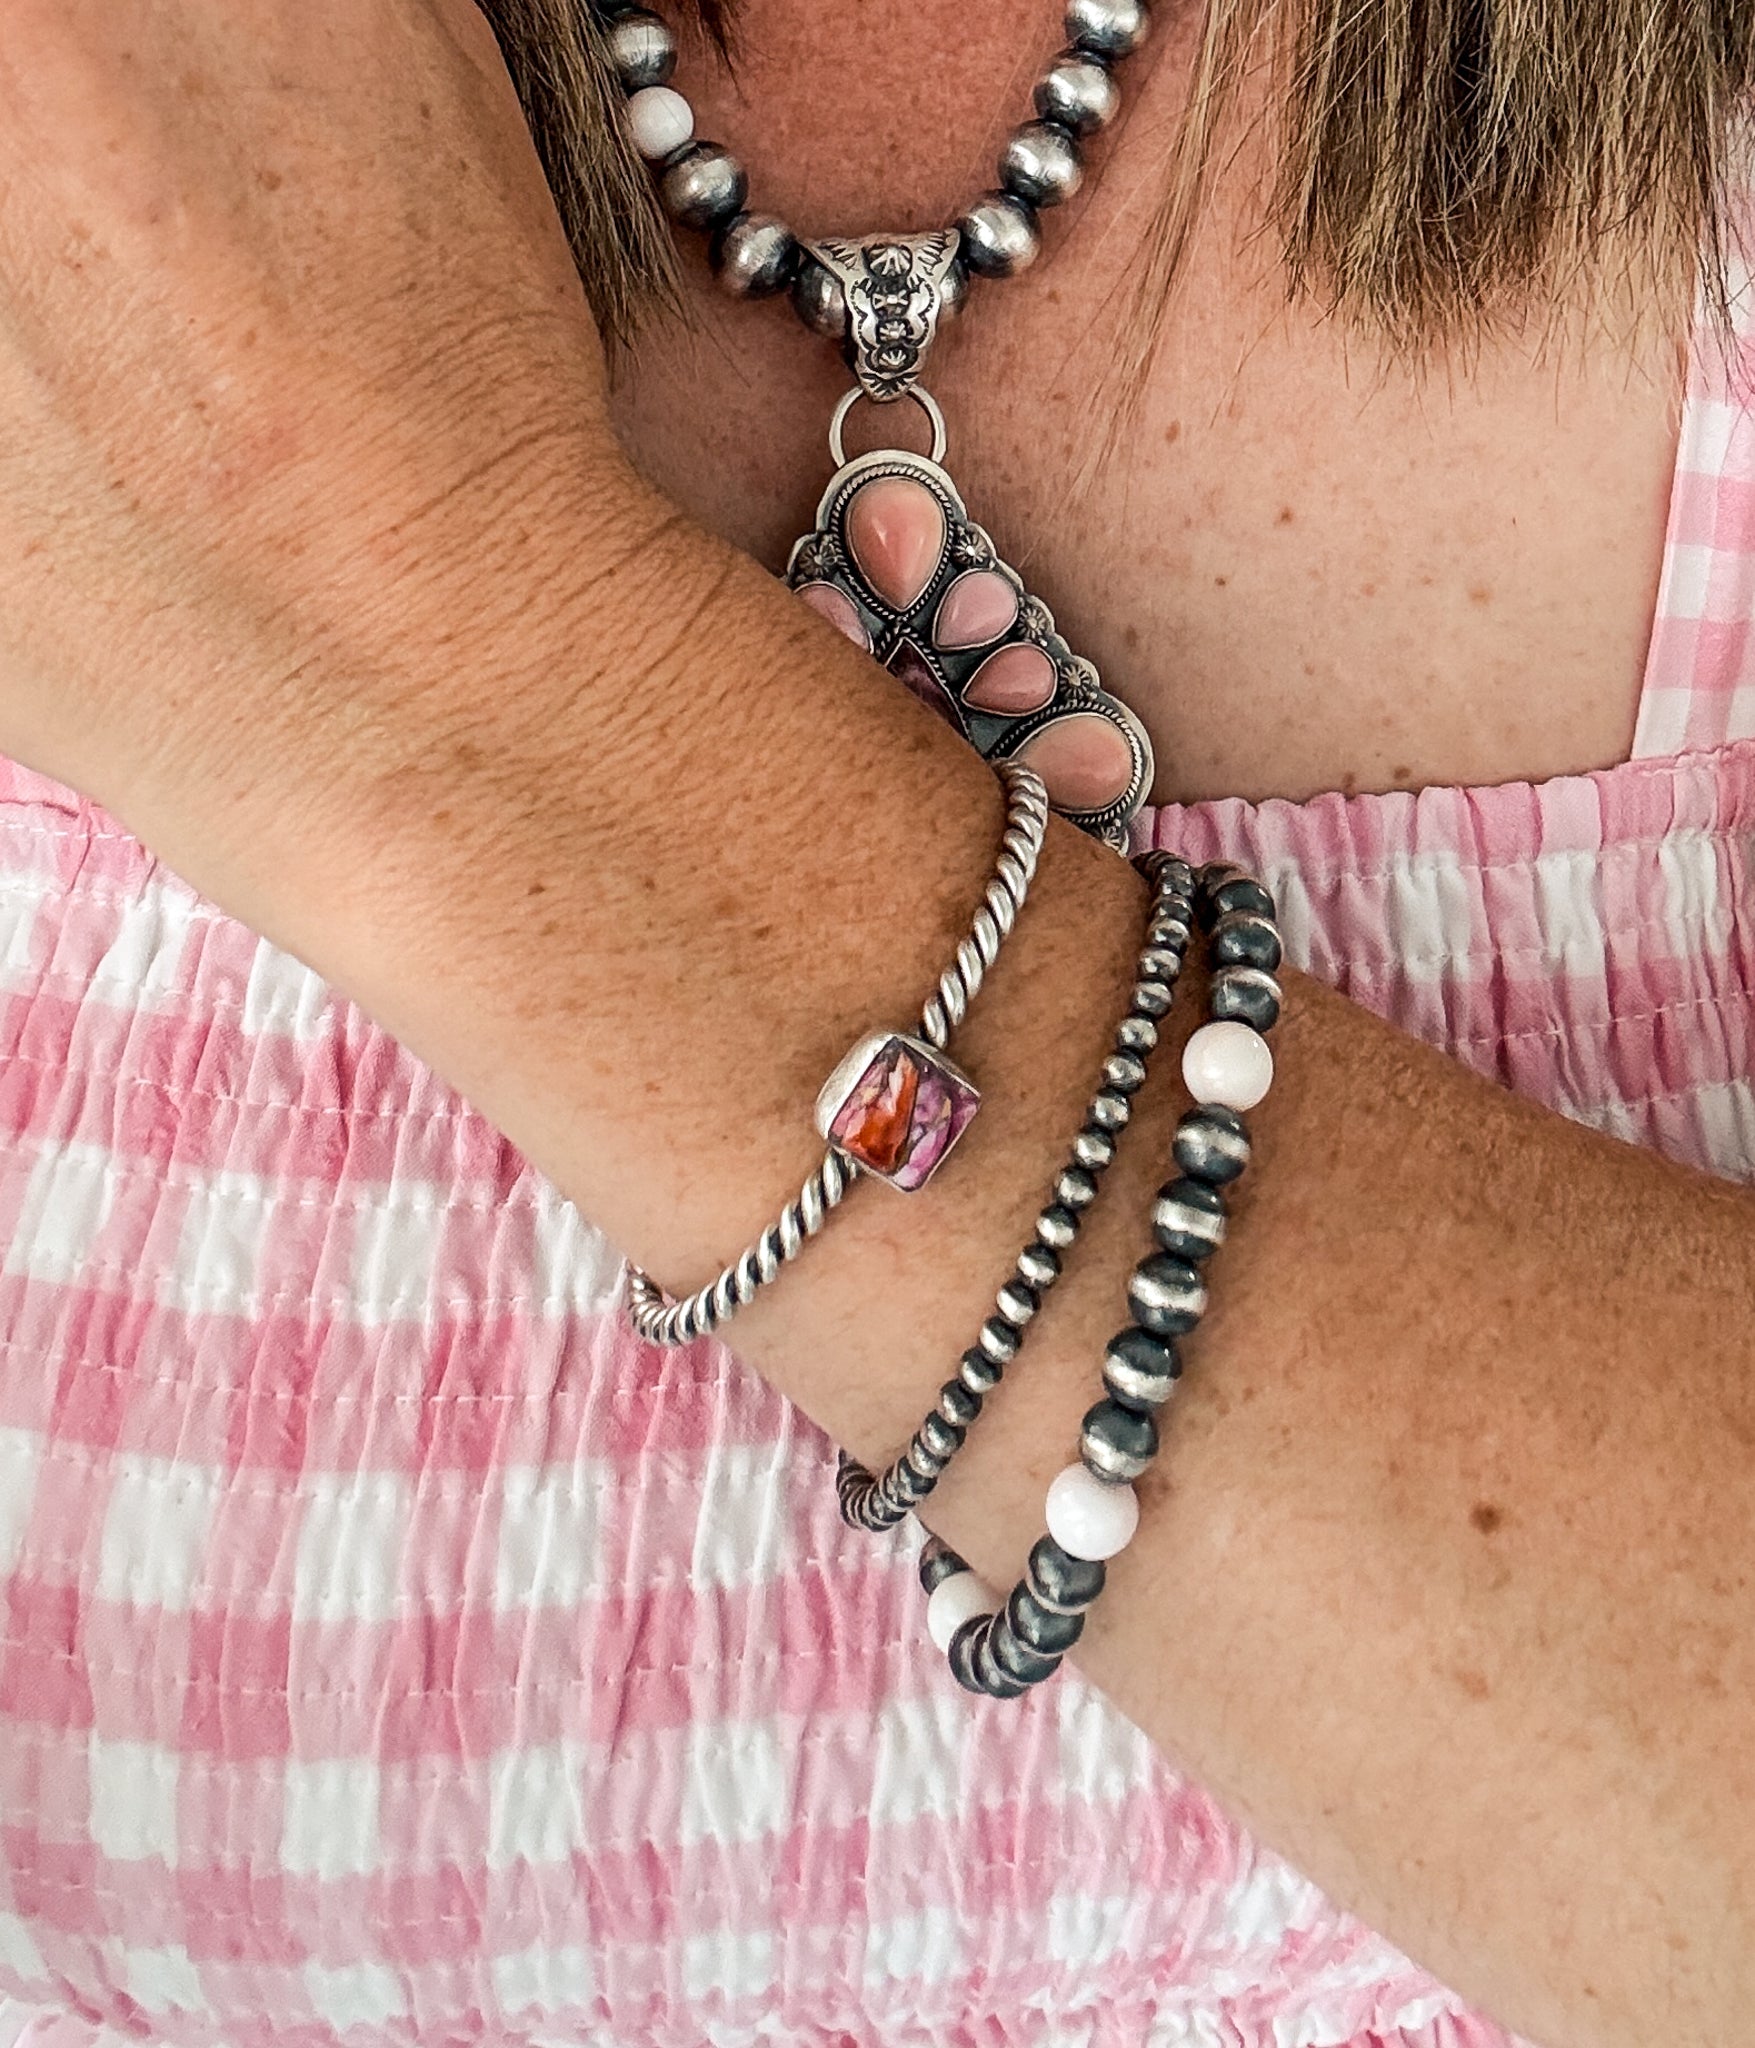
[98,453,1755,2048]
[6,16,1742,2044]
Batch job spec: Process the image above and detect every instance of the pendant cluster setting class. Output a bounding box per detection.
[789,445,1154,847]
[598,0,1164,844]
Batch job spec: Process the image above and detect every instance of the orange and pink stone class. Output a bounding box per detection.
[845,476,947,611]
[793,469,1138,817]
[796,581,871,650]
[1014,713,1135,812]
[934,570,1019,649]
[816,1031,980,1192]
[964,643,1055,713]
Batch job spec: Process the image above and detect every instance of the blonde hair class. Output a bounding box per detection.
[482,0,1755,356]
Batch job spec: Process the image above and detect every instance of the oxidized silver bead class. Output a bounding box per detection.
[1102,1051,1148,1095]
[957,192,1042,279]
[995,1278,1039,1329]
[1139,946,1183,983]
[1055,1164,1100,1210]
[1152,1176,1227,1262]
[1035,52,1120,135]
[1087,1087,1131,1133]
[906,1437,948,1484]
[948,1616,988,1695]
[713,213,801,298]
[1130,977,1174,1018]
[939,255,972,320]
[1023,1591,1094,1663]
[1103,1326,1180,1411]
[978,1315,1023,1365]
[1127,1252,1208,1336]
[973,1621,1031,1698]
[1210,965,1284,1034]
[1016,1240,1062,1291]
[1008,1581,1088,1653]
[606,9,678,90]
[960,1346,1004,1396]
[790,254,848,340]
[888,1461,930,1505]
[1080,1398,1159,1484]
[1036,1203,1079,1251]
[1148,910,1194,953]
[1200,867,1277,923]
[918,1536,968,1596]
[659,142,748,232]
[938,1379,982,1429]
[918,1412,963,1463]
[1143,851,1196,896]
[1115,1013,1159,1056]
[999,120,1084,210]
[1066,0,1152,59]
[1174,1106,1252,1183]
[1025,1536,1106,1615]
[1072,1125,1116,1172]
[989,1618,1063,1687]
[1211,911,1284,973]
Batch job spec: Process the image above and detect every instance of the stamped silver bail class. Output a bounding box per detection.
[804,231,964,403]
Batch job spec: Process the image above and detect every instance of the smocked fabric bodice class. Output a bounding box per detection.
[1,238,1753,2048]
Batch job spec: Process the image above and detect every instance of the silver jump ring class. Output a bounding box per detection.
[829,386,949,470]
[624,759,1050,1348]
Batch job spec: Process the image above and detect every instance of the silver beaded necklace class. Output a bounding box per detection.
[599,0,1158,845]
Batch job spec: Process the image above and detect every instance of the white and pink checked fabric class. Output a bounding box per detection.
[1637,217,1755,757]
[1,236,1754,2048]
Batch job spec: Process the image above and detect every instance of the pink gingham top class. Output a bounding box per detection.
[1,264,1754,2048]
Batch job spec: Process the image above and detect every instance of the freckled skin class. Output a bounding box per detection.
[610,0,1680,807]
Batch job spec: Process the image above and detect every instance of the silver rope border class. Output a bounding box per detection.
[625,760,1051,1347]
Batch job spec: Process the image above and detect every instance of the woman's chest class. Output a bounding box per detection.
[606,0,1684,804]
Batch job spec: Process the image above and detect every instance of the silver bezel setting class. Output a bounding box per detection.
[814,1029,982,1189]
[788,446,1155,849]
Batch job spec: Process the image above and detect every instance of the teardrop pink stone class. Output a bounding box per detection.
[795,581,871,650]
[844,477,947,612]
[1015,713,1136,812]
[933,570,1020,650]
[962,643,1056,715]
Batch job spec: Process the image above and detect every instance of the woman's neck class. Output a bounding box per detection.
[607,0,1684,805]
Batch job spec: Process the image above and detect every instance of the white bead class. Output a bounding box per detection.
[1182,1019,1274,1112]
[627,86,695,162]
[927,1571,998,1652]
[1045,1465,1139,1561]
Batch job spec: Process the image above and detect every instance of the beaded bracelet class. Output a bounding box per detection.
[922,857,1285,1699]
[836,851,1198,1533]
[626,762,1051,1346]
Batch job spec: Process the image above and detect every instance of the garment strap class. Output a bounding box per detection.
[1635,172,1755,760]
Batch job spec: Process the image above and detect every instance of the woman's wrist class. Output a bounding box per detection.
[87,427,706,962]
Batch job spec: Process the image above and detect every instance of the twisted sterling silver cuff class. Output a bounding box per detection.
[624,760,1051,1347]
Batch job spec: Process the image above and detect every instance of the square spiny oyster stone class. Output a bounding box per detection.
[816,1032,980,1192]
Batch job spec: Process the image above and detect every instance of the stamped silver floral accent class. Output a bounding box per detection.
[806,233,963,403]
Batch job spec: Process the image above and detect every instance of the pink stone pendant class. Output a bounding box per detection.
[787,440,1154,846]
[815,1031,981,1192]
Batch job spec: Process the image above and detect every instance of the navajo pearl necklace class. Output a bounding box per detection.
[593,0,1160,847]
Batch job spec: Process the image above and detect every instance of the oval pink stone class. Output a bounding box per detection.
[795,581,871,650]
[962,643,1056,715]
[1015,713,1137,812]
[844,476,946,612]
[933,569,1020,650]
